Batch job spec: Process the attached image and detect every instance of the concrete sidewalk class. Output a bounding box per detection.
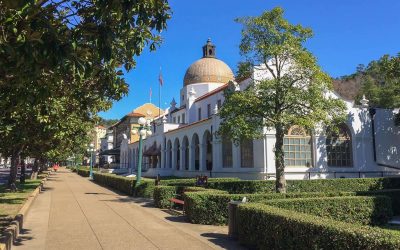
[14,169,244,250]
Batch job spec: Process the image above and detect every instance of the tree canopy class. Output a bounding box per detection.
[0,0,171,185]
[219,7,346,193]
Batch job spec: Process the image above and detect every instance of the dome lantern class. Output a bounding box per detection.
[202,38,216,58]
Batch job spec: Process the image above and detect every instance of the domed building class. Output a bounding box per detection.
[118,39,400,180]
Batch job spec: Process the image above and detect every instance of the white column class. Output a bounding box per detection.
[179,146,184,171]
[189,145,194,171]
[199,143,206,171]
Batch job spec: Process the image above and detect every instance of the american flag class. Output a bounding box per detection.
[159,70,164,86]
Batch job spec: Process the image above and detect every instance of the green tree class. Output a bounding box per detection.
[219,8,346,193]
[0,0,171,187]
[356,54,400,109]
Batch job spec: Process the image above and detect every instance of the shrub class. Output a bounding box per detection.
[77,168,90,177]
[159,177,240,187]
[206,177,400,194]
[153,186,177,208]
[133,179,155,198]
[236,203,400,250]
[93,172,134,195]
[265,196,393,226]
[183,191,354,225]
[358,189,400,215]
[153,185,215,208]
[92,172,154,198]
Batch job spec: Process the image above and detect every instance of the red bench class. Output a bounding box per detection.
[169,198,185,214]
[169,198,184,205]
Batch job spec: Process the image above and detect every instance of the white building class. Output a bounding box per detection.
[119,39,400,180]
[100,130,114,166]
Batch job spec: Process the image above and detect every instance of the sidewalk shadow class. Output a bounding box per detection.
[14,228,34,246]
[201,233,248,250]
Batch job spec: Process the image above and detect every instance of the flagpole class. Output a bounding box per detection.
[159,67,162,119]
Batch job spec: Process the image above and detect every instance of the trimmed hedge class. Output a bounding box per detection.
[236,203,400,250]
[93,172,134,195]
[358,189,400,215]
[183,191,354,225]
[153,185,219,208]
[206,177,400,194]
[159,177,240,187]
[92,172,155,198]
[266,196,393,226]
[77,168,90,177]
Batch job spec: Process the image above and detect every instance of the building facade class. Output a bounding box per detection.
[119,39,400,180]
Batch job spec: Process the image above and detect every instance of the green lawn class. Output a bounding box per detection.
[381,224,400,236]
[0,177,45,236]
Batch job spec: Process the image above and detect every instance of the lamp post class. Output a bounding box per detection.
[131,117,152,187]
[87,143,95,179]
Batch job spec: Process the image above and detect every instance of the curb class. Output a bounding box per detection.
[0,171,51,250]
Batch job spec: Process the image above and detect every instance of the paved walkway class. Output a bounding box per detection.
[14,169,244,250]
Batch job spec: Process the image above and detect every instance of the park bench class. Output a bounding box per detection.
[169,197,185,214]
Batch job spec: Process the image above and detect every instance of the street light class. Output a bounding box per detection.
[131,117,152,187]
[87,143,95,179]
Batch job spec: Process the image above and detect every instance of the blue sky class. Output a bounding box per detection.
[99,0,400,119]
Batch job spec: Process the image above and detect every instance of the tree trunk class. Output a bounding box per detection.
[31,159,39,180]
[8,151,19,191]
[275,125,286,193]
[20,158,26,184]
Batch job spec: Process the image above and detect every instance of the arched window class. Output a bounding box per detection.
[240,139,253,168]
[326,124,352,167]
[222,136,233,168]
[284,126,312,167]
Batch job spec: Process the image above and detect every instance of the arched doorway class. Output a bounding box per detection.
[182,136,189,170]
[203,130,213,171]
[174,138,180,170]
[167,140,172,168]
[192,133,200,170]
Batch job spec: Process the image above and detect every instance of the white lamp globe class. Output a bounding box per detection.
[146,130,152,136]
[90,143,94,148]
[146,120,151,126]
[139,129,146,136]
[131,129,137,135]
[138,117,146,125]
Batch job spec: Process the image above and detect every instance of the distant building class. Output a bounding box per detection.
[119,39,400,179]
[99,130,114,166]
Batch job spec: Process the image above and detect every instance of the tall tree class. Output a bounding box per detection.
[356,54,400,109]
[0,0,171,187]
[219,7,346,193]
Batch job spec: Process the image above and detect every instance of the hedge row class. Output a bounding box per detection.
[207,177,400,194]
[159,177,239,187]
[92,172,155,198]
[183,191,354,225]
[236,203,400,250]
[153,186,223,208]
[93,172,134,195]
[265,196,393,226]
[358,189,400,215]
[77,168,90,177]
